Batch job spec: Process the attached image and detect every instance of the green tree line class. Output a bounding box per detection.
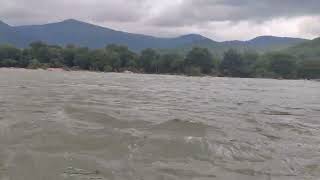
[0,41,319,79]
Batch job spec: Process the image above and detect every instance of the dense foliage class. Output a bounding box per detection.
[0,42,319,79]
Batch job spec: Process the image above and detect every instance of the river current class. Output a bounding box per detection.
[0,68,319,180]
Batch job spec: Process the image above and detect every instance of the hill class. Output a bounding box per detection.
[0,19,308,53]
[286,37,320,60]
[0,21,26,46]
[13,19,215,51]
[162,36,307,56]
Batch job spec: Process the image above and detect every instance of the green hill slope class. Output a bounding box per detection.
[286,37,320,61]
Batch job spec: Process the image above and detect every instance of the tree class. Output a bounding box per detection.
[159,53,184,73]
[297,59,320,79]
[0,59,18,67]
[62,45,76,67]
[19,49,33,68]
[73,47,91,70]
[169,55,185,74]
[185,47,213,74]
[220,49,246,77]
[27,59,42,69]
[0,45,21,67]
[241,51,259,77]
[106,44,137,70]
[105,50,121,72]
[139,48,160,73]
[0,42,310,79]
[47,46,64,67]
[252,56,275,78]
[267,53,297,79]
[89,49,108,71]
[29,41,50,63]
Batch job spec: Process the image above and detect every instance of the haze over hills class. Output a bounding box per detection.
[0,19,308,53]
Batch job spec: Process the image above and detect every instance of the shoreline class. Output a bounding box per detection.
[0,67,317,81]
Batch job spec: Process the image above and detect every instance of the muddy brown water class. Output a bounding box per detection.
[0,68,319,180]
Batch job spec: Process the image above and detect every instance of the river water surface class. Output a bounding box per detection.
[0,69,319,180]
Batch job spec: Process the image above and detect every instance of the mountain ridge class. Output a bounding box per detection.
[0,19,309,53]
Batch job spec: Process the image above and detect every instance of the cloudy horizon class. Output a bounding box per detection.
[1,0,320,41]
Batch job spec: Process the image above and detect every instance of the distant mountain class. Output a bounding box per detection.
[1,19,212,51]
[246,36,307,50]
[0,21,9,29]
[0,21,25,46]
[164,35,308,56]
[0,19,309,53]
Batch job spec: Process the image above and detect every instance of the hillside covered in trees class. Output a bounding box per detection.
[0,40,319,79]
[286,37,320,60]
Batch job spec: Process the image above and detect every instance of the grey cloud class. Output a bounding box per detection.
[2,0,319,26]
[148,0,320,26]
[0,0,148,25]
[0,0,319,40]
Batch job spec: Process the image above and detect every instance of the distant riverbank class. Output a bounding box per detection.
[1,42,320,80]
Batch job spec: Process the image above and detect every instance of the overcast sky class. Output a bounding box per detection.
[1,0,320,41]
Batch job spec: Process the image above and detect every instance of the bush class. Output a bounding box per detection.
[184,66,202,76]
[103,65,113,72]
[27,59,42,69]
[297,59,320,79]
[0,59,18,67]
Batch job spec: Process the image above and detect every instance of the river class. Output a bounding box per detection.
[0,68,319,180]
